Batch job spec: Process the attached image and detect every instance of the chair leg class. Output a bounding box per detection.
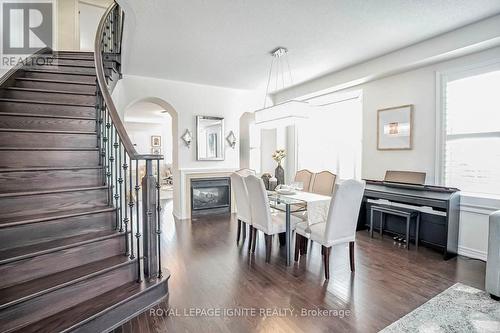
[349,241,355,272]
[242,222,246,242]
[278,233,286,247]
[237,219,241,243]
[322,246,331,280]
[248,226,253,252]
[302,237,308,254]
[251,228,257,253]
[294,234,301,262]
[265,234,272,263]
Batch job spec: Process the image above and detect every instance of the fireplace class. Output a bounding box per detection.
[190,177,231,217]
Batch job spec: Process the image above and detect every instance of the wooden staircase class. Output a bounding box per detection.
[0,52,169,332]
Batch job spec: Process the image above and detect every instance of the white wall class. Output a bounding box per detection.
[112,75,261,218]
[124,121,173,165]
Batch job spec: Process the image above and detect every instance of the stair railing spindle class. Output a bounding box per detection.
[122,146,129,256]
[156,159,162,278]
[129,155,135,260]
[135,159,142,282]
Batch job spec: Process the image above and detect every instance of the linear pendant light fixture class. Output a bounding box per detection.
[255,47,309,126]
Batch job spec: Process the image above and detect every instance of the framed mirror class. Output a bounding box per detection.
[196,116,225,161]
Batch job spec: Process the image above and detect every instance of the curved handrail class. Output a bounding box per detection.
[94,2,162,161]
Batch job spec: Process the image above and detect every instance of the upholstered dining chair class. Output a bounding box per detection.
[230,172,252,245]
[245,175,301,262]
[310,171,336,196]
[235,168,256,177]
[294,169,314,192]
[295,179,366,279]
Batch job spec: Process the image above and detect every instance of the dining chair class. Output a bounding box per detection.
[295,179,366,279]
[294,169,314,192]
[230,172,252,246]
[310,171,336,196]
[236,168,256,177]
[245,175,301,262]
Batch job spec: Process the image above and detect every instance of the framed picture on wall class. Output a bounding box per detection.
[151,135,161,147]
[377,105,413,150]
[151,147,161,155]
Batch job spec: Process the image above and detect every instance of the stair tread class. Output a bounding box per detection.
[0,128,95,134]
[23,69,96,76]
[0,111,96,120]
[0,97,95,107]
[0,255,131,310]
[17,279,163,333]
[0,229,122,264]
[0,166,102,172]
[0,184,107,197]
[0,147,99,151]
[15,77,96,86]
[4,87,96,96]
[0,206,114,228]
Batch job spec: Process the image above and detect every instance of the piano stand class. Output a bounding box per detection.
[370,205,420,250]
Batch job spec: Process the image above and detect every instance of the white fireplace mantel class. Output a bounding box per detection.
[177,167,237,219]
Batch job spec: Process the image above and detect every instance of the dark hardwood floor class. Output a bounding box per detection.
[115,202,485,333]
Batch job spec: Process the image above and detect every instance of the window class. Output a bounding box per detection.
[441,65,500,196]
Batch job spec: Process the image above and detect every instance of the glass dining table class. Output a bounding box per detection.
[267,191,308,266]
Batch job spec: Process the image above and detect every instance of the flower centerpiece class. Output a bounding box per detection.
[272,149,286,185]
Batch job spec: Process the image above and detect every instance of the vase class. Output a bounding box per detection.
[275,163,285,186]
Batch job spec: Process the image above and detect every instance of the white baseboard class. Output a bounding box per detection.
[458,245,487,261]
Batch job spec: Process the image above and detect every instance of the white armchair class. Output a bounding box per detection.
[245,175,301,262]
[295,179,366,279]
[231,173,252,246]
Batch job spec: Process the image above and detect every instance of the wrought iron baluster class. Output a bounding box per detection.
[116,136,123,232]
[113,127,119,230]
[101,105,107,186]
[122,146,129,255]
[129,156,135,260]
[156,159,162,278]
[135,159,142,282]
[106,111,112,205]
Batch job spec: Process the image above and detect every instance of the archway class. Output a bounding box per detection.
[123,97,179,219]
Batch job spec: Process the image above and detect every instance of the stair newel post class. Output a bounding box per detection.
[128,156,135,260]
[117,139,123,233]
[121,146,128,253]
[106,111,112,206]
[135,159,142,282]
[142,158,159,280]
[156,159,162,279]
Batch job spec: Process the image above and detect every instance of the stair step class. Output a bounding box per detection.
[0,205,114,229]
[48,58,96,67]
[0,98,96,118]
[0,255,131,310]
[0,231,126,289]
[17,278,169,333]
[22,69,96,83]
[27,64,96,75]
[0,206,116,250]
[0,145,99,168]
[1,87,96,105]
[0,257,135,333]
[0,166,102,193]
[0,185,108,218]
[0,112,96,131]
[54,51,95,58]
[15,77,96,94]
[0,129,97,148]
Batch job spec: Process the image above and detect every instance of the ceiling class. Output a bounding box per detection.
[121,0,500,90]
